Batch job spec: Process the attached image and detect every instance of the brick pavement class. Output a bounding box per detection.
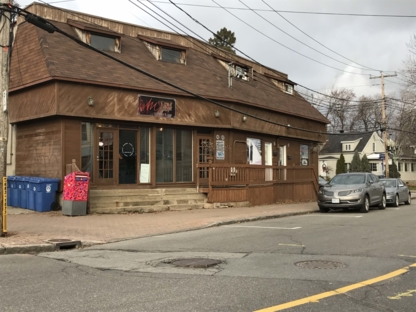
[0,202,319,254]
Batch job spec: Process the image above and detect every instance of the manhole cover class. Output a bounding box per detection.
[294,260,347,269]
[170,258,222,268]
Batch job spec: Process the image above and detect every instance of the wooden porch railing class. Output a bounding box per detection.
[197,163,319,204]
[66,159,81,175]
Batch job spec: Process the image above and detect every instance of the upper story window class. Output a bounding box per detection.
[372,142,375,152]
[284,83,294,94]
[211,53,251,82]
[234,65,249,80]
[139,35,187,64]
[68,20,121,53]
[264,73,296,95]
[90,33,118,52]
[160,47,182,64]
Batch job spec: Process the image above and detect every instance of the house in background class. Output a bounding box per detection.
[319,131,416,182]
[319,131,385,179]
[394,146,416,183]
[7,3,329,213]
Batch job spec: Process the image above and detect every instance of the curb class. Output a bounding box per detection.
[0,209,319,255]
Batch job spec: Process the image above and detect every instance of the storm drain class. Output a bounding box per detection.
[163,258,222,268]
[294,260,347,270]
[47,239,81,250]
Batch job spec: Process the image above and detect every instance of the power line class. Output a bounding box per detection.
[149,1,416,18]
[210,0,371,76]
[261,0,390,73]
[238,0,380,72]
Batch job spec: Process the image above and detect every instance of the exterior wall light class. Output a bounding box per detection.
[88,96,94,106]
[214,110,220,118]
[242,116,247,122]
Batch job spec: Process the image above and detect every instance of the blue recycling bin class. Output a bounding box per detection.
[27,177,38,211]
[28,178,60,212]
[10,176,19,207]
[6,176,14,206]
[19,177,30,209]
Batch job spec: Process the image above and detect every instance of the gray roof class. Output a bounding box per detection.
[320,132,374,154]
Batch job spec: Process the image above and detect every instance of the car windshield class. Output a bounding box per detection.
[381,179,396,187]
[330,174,366,185]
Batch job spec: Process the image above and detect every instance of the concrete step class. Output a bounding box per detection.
[89,188,198,197]
[89,203,204,214]
[90,198,207,209]
[90,193,207,203]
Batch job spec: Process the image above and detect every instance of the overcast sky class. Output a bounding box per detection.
[18,0,416,99]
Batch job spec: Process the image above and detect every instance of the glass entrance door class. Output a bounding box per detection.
[197,135,212,185]
[119,130,137,184]
[95,130,117,185]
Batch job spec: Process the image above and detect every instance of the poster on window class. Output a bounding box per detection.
[247,138,262,165]
[216,140,225,160]
[300,144,309,166]
[138,95,176,118]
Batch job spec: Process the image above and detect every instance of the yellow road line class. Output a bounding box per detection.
[278,244,305,247]
[254,262,416,312]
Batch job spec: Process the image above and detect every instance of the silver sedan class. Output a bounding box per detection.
[318,173,386,213]
[380,178,412,207]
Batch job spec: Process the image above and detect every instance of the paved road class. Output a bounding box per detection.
[0,204,415,311]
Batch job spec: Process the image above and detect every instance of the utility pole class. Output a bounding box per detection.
[370,71,397,178]
[0,0,11,236]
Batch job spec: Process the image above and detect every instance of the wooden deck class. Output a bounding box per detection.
[197,164,319,205]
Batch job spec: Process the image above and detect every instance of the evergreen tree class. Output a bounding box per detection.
[350,151,362,172]
[389,159,401,178]
[336,153,346,174]
[361,154,371,172]
[208,27,236,54]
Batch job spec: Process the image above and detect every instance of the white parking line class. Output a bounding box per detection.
[308,215,363,218]
[225,226,301,230]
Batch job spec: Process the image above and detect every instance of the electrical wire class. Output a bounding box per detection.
[238,0,380,72]
[210,0,371,76]
[149,1,416,18]
[261,0,390,73]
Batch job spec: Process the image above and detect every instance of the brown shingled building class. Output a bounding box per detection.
[7,3,329,213]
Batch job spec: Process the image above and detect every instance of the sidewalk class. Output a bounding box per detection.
[0,202,319,255]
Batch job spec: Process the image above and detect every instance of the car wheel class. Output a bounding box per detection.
[360,195,370,213]
[319,206,329,213]
[393,194,399,207]
[379,194,386,210]
[405,193,411,205]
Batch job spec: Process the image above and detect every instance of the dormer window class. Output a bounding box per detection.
[68,20,121,53]
[139,35,186,64]
[234,65,249,81]
[284,83,293,95]
[160,47,182,64]
[90,33,117,52]
[211,53,251,82]
[264,73,296,95]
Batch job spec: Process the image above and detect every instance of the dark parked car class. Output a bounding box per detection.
[380,178,411,207]
[318,173,386,213]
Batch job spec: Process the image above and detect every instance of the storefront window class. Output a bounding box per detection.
[176,130,192,182]
[156,128,174,183]
[156,128,192,183]
[139,127,151,183]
